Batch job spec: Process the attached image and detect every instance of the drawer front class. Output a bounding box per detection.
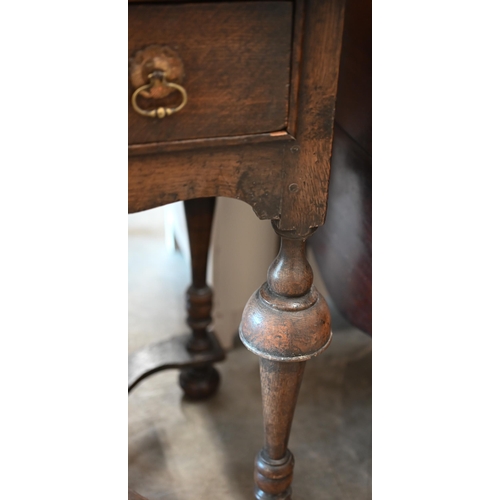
[128,2,293,145]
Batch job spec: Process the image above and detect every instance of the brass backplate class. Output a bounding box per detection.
[130,45,185,99]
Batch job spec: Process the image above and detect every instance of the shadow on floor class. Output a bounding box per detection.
[129,328,371,500]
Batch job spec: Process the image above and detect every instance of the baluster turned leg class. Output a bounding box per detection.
[179,197,220,399]
[240,223,331,499]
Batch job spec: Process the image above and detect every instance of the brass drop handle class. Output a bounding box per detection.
[131,70,188,119]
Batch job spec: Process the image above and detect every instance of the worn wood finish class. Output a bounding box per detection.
[254,360,305,499]
[240,222,331,499]
[179,197,221,399]
[128,142,288,218]
[128,131,292,157]
[260,361,306,460]
[128,0,346,238]
[286,0,304,139]
[128,0,347,496]
[240,232,331,363]
[277,0,346,235]
[129,2,292,145]
[238,2,345,496]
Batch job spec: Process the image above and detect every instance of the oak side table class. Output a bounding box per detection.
[128,1,346,498]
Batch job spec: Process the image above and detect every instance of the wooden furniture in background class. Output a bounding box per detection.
[128,198,225,395]
[179,197,222,398]
[309,0,372,335]
[128,1,347,498]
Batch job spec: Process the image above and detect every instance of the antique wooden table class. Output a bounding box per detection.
[128,1,347,498]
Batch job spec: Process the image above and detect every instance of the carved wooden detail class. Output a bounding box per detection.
[128,0,347,496]
[179,197,221,399]
[240,222,332,499]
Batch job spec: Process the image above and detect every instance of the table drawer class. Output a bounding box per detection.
[128,2,293,146]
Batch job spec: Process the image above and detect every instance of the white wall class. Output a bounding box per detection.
[208,198,278,349]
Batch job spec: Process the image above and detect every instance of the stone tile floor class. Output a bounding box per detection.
[129,230,372,500]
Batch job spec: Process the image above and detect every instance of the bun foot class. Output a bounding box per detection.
[254,449,294,500]
[179,365,220,400]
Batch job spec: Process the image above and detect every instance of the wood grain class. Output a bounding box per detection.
[129,2,293,144]
[128,2,349,495]
[286,0,305,138]
[278,0,346,236]
[240,226,332,499]
[129,0,346,241]
[128,131,292,156]
[128,141,291,219]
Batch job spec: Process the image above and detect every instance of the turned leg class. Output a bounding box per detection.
[179,197,220,399]
[240,223,331,499]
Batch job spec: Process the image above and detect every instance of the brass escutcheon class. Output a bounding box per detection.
[130,45,187,118]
